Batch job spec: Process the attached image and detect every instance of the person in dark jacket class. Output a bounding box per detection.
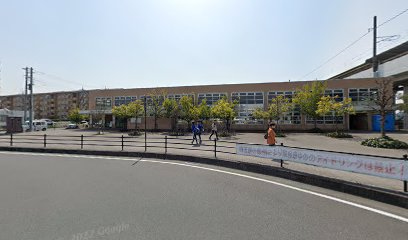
[197,121,204,144]
[191,121,199,145]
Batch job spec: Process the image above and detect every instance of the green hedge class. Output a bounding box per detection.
[361,136,408,149]
[326,132,353,138]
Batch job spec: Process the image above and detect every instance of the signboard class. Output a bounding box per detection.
[236,143,408,181]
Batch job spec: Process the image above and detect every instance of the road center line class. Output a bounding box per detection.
[1,151,407,223]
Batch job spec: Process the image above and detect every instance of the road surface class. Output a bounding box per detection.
[0,152,407,240]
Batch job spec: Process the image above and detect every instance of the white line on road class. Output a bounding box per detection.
[1,151,408,223]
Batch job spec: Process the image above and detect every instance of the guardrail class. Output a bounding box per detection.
[0,133,407,192]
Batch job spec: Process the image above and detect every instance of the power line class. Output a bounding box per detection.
[298,8,408,81]
[378,8,408,28]
[298,31,370,80]
[35,70,101,89]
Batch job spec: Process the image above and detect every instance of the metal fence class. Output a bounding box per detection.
[0,133,407,192]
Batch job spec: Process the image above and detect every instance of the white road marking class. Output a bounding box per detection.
[1,151,408,223]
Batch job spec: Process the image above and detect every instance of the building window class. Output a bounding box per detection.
[140,95,165,116]
[231,92,264,124]
[267,91,301,124]
[167,94,195,102]
[95,97,112,110]
[114,96,137,106]
[348,88,377,102]
[325,89,344,101]
[306,114,344,124]
[197,93,227,105]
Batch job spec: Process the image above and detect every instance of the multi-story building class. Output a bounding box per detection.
[0,89,89,120]
[86,77,396,131]
[330,40,408,129]
[1,76,402,131]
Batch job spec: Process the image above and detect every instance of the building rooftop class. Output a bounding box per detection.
[328,40,408,79]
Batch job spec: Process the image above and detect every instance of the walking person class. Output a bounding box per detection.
[191,121,199,145]
[197,121,204,144]
[266,122,276,146]
[209,121,219,140]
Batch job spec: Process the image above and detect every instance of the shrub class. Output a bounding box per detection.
[276,132,286,137]
[361,136,408,149]
[168,132,185,136]
[326,132,353,138]
[219,131,235,138]
[128,131,142,136]
[308,128,325,133]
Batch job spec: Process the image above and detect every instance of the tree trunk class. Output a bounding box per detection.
[124,118,128,131]
[334,115,338,133]
[226,119,230,132]
[172,117,177,132]
[154,115,158,131]
[381,111,386,137]
[135,117,138,132]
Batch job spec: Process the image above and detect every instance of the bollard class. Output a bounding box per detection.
[10,133,13,146]
[165,135,168,158]
[280,143,284,167]
[44,134,47,148]
[403,155,407,192]
[214,138,217,158]
[80,135,84,149]
[121,135,124,151]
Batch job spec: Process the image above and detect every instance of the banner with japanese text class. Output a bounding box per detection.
[236,143,408,181]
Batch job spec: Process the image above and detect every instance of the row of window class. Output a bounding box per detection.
[348,88,378,102]
[114,96,137,106]
[96,88,370,124]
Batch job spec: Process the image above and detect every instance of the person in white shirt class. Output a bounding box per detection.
[209,121,219,140]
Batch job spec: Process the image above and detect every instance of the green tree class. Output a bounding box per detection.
[268,95,291,132]
[252,107,268,122]
[112,104,132,130]
[252,95,291,133]
[67,108,84,124]
[127,100,144,132]
[293,81,327,129]
[365,78,394,137]
[198,99,212,120]
[180,95,199,128]
[211,98,237,132]
[148,90,165,131]
[317,96,355,132]
[163,98,180,132]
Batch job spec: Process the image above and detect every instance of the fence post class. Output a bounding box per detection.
[44,134,47,148]
[165,135,168,158]
[121,135,124,151]
[403,155,407,192]
[10,133,13,146]
[144,132,147,152]
[214,138,217,158]
[80,135,84,149]
[280,143,284,167]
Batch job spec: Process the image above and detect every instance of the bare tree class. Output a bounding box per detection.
[367,78,395,137]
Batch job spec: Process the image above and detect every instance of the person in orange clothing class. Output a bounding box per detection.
[267,122,276,146]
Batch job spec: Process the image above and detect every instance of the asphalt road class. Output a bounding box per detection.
[0,152,407,240]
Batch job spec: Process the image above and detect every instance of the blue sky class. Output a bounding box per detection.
[0,0,407,95]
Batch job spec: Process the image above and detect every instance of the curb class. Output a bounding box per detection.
[1,146,407,209]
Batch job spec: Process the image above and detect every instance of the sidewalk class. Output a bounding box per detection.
[0,129,406,193]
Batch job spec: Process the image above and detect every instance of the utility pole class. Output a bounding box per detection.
[0,61,2,96]
[372,16,378,76]
[23,67,28,122]
[28,67,34,131]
